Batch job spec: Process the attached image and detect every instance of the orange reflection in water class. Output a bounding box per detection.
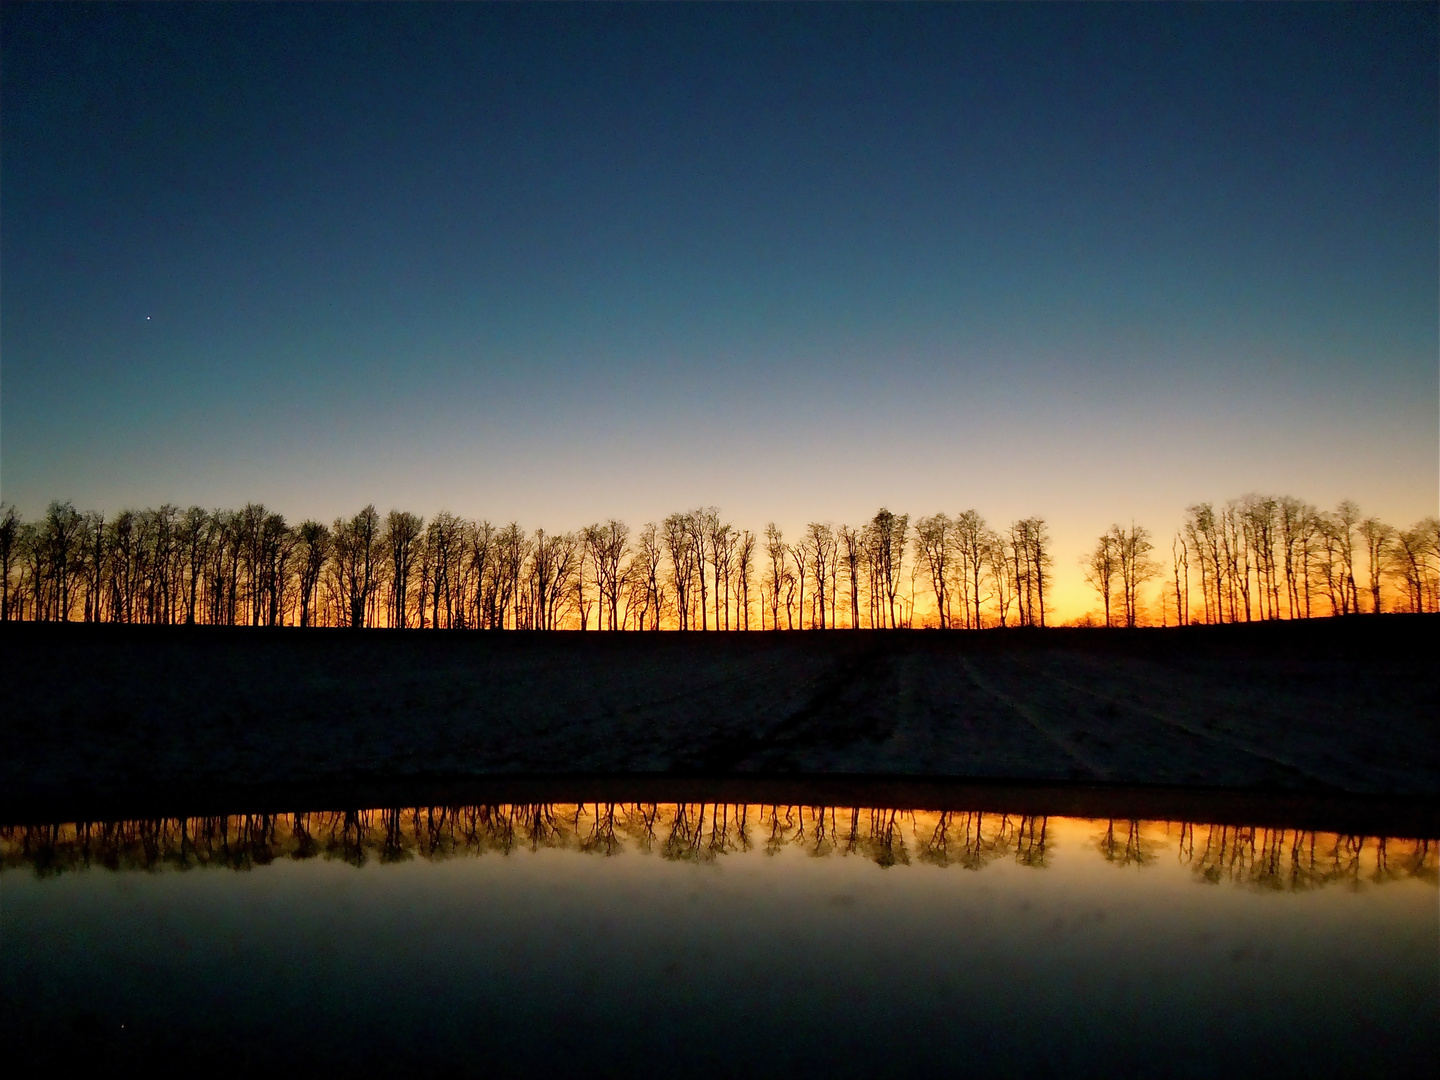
[3,805,1434,892]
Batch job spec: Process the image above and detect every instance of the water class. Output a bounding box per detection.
[3,804,1436,1077]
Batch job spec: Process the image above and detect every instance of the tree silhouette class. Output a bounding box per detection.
[1170,531,1189,627]
[1330,501,1353,616]
[333,505,381,628]
[0,504,18,622]
[1113,523,1158,628]
[1083,531,1118,627]
[663,513,696,630]
[951,510,992,630]
[804,522,837,629]
[1391,519,1438,613]
[1358,517,1394,615]
[687,507,718,631]
[295,520,331,627]
[763,523,786,630]
[384,511,423,628]
[788,538,807,630]
[2,488,1434,630]
[629,521,666,630]
[1008,517,1051,627]
[867,508,908,629]
[913,514,953,629]
[734,528,756,631]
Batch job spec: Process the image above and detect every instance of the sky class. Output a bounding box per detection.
[2,3,1436,620]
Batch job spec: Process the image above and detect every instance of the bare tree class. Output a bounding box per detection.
[1315,513,1346,616]
[913,514,952,628]
[39,501,84,621]
[1171,532,1189,626]
[527,529,580,630]
[1219,502,1249,621]
[630,521,667,630]
[468,520,498,629]
[257,511,294,626]
[952,510,991,629]
[18,520,44,622]
[580,519,629,630]
[77,509,107,623]
[1239,495,1280,620]
[1009,517,1052,627]
[867,508,908,629]
[805,522,837,628]
[1334,499,1362,615]
[295,520,330,627]
[1083,531,1118,627]
[838,525,862,629]
[1358,517,1394,614]
[0,504,18,622]
[663,513,697,630]
[384,511,424,628]
[685,507,718,630]
[175,507,210,625]
[492,522,528,629]
[788,539,807,630]
[764,523,786,630]
[1185,503,1222,624]
[707,516,735,630]
[424,511,466,629]
[577,524,599,630]
[146,504,180,624]
[333,505,381,628]
[1277,496,1313,619]
[1389,518,1439,614]
[986,531,1013,628]
[735,528,756,630]
[1113,523,1158,627]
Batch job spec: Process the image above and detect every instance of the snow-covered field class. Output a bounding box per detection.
[2,618,1435,821]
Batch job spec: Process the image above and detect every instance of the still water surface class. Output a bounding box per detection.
[3,804,1436,1077]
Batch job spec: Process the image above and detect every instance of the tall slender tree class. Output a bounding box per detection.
[913,514,953,629]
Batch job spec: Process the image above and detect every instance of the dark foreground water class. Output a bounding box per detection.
[3,803,1436,1078]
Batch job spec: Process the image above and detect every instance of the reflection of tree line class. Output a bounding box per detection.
[1171,822,1437,891]
[2,807,1433,890]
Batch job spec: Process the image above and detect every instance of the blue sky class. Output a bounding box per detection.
[2,3,1435,615]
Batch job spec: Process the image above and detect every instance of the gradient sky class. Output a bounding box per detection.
[3,3,1436,619]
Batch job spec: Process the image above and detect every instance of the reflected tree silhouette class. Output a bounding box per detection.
[2,808,1433,895]
[807,806,838,859]
[1173,824,1432,892]
[380,808,410,864]
[1096,819,1157,868]
[659,802,746,863]
[861,808,910,868]
[579,802,622,857]
[1015,815,1051,869]
[916,812,1041,870]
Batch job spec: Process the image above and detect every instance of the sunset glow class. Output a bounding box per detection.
[2,7,1435,1072]
[1,5,1434,616]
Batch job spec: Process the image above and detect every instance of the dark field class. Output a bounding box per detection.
[2,617,1437,827]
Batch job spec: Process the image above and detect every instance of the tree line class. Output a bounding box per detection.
[1080,497,1440,627]
[0,500,1053,630]
[0,494,1434,629]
